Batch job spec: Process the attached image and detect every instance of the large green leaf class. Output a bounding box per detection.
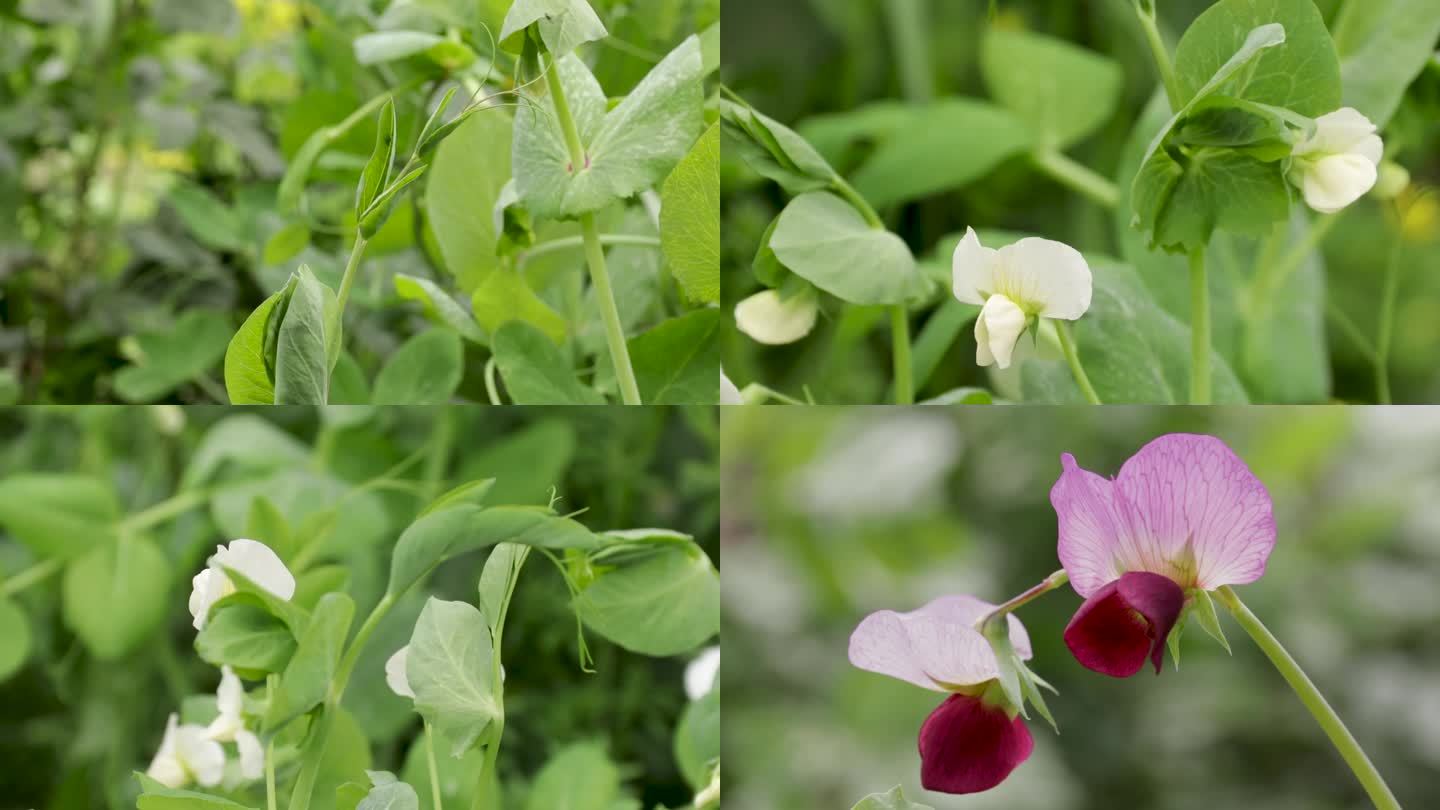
[1333,0,1440,127]
[513,36,704,220]
[492,321,605,404]
[372,329,463,404]
[980,28,1122,149]
[523,743,635,810]
[660,122,719,304]
[407,598,501,756]
[226,286,287,404]
[0,474,117,560]
[274,268,336,404]
[674,689,719,791]
[195,602,297,676]
[393,275,487,344]
[628,310,720,404]
[576,543,719,656]
[0,598,32,681]
[768,192,923,305]
[470,266,567,346]
[62,536,171,660]
[115,310,232,402]
[498,0,606,55]
[265,592,355,733]
[425,112,514,291]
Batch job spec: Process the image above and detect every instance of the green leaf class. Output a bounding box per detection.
[372,330,463,404]
[674,689,719,791]
[394,275,487,344]
[851,786,935,810]
[62,535,171,660]
[274,268,335,404]
[768,191,923,305]
[980,28,1122,149]
[1195,589,1232,653]
[226,286,287,404]
[419,479,497,517]
[355,771,419,810]
[0,474,117,560]
[660,122,719,304]
[169,181,247,252]
[1334,0,1440,127]
[183,414,309,488]
[399,733,486,810]
[357,99,396,220]
[407,598,501,756]
[354,31,444,65]
[454,420,575,507]
[1020,258,1250,403]
[1168,616,1185,669]
[492,321,605,404]
[478,543,530,644]
[1133,144,1291,254]
[218,565,312,638]
[628,310,720,405]
[1174,0,1342,118]
[264,222,311,265]
[513,36,704,219]
[195,602,298,676]
[719,99,837,194]
[911,297,980,392]
[115,310,232,402]
[523,742,633,810]
[471,266,568,346]
[425,112,515,290]
[135,773,259,810]
[498,0,607,55]
[0,598,32,681]
[265,592,355,733]
[576,543,719,656]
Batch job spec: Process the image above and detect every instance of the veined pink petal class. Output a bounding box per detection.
[848,595,1031,692]
[919,693,1034,794]
[1052,434,1275,596]
[1063,571,1185,677]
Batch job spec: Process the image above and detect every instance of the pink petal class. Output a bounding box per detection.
[1063,571,1185,677]
[848,595,1031,692]
[919,693,1034,794]
[1052,434,1275,596]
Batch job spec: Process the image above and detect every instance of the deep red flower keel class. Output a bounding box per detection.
[918,693,1034,794]
[1063,571,1185,677]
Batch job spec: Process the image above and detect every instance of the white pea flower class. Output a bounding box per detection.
[685,645,719,699]
[146,713,226,789]
[385,646,415,699]
[1288,107,1383,213]
[734,288,818,345]
[720,369,743,405]
[189,539,296,631]
[205,666,265,782]
[952,228,1091,369]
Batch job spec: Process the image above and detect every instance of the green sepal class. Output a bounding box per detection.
[1195,589,1232,653]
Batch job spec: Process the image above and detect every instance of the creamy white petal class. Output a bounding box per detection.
[975,294,1027,369]
[385,646,415,698]
[236,729,265,781]
[685,646,720,700]
[951,227,997,306]
[720,369,743,404]
[205,666,246,742]
[734,289,818,345]
[175,723,227,788]
[188,568,230,631]
[1302,153,1377,213]
[1354,133,1383,166]
[146,714,188,788]
[1298,107,1377,156]
[994,238,1092,320]
[212,539,296,602]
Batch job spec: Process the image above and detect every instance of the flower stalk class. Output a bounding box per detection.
[1054,322,1101,404]
[1189,246,1211,405]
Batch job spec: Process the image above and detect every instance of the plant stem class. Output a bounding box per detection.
[981,569,1069,626]
[1189,246,1211,404]
[1215,587,1402,810]
[518,234,660,265]
[334,233,371,318]
[117,489,210,533]
[1375,235,1404,405]
[1133,0,1183,109]
[266,674,279,810]
[882,0,934,102]
[832,177,883,228]
[1250,213,1340,304]
[1032,150,1120,209]
[541,52,641,405]
[422,409,454,503]
[0,557,63,599]
[890,306,914,405]
[1055,322,1102,404]
[425,721,444,810]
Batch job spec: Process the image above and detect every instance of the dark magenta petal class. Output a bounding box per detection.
[1064,571,1185,677]
[918,693,1034,794]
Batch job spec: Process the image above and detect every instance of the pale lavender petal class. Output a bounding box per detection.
[848,595,1030,691]
[1114,433,1275,591]
[1051,454,1133,598]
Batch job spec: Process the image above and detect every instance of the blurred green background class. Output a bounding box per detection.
[0,405,718,809]
[722,405,1440,809]
[720,0,1440,404]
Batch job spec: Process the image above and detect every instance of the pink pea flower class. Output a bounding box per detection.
[848,596,1037,794]
[1051,433,1276,677]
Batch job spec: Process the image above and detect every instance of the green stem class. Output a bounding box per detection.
[1375,235,1404,405]
[518,234,660,266]
[1216,586,1402,810]
[1251,213,1341,304]
[266,674,279,810]
[425,721,444,810]
[981,569,1069,630]
[1032,150,1120,209]
[1133,0,1183,109]
[1055,321,1102,404]
[0,557,63,598]
[580,213,642,405]
[117,488,210,533]
[832,177,883,229]
[882,0,934,102]
[1189,246,1211,405]
[422,409,455,503]
[334,233,371,319]
[890,306,914,405]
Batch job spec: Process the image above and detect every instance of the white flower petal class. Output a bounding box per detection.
[994,237,1092,320]
[189,568,229,631]
[720,369,743,405]
[1302,153,1377,214]
[685,646,720,700]
[385,646,415,699]
[236,729,265,781]
[175,723,227,788]
[975,294,1027,369]
[734,289,818,345]
[1299,107,1378,156]
[146,714,188,788]
[206,666,246,742]
[951,227,997,306]
[212,539,296,602]
[1354,133,1383,166]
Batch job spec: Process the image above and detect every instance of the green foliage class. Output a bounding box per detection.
[674,689,719,790]
[371,330,463,404]
[1333,0,1440,127]
[266,592,355,733]
[851,786,935,810]
[577,541,720,656]
[492,321,606,404]
[62,536,172,660]
[407,598,501,756]
[629,309,722,404]
[769,192,924,305]
[116,312,233,402]
[661,123,721,304]
[523,742,638,810]
[980,28,1123,149]
[0,474,117,560]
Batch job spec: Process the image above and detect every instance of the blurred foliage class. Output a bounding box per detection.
[722,405,1440,809]
[720,0,1440,404]
[0,404,718,809]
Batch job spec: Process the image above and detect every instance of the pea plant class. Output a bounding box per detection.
[720,0,1440,405]
[0,407,719,810]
